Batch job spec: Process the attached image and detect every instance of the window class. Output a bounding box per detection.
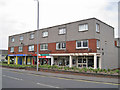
[97,40,100,48]
[40,44,48,50]
[79,24,88,31]
[20,36,23,41]
[10,47,14,52]
[76,40,88,49]
[11,37,14,42]
[28,45,34,51]
[59,28,66,34]
[18,46,23,52]
[43,31,48,37]
[56,42,66,50]
[30,34,34,39]
[96,23,100,32]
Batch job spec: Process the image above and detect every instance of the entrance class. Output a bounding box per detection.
[78,56,87,68]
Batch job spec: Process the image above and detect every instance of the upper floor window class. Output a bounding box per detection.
[18,46,23,52]
[28,45,34,51]
[97,40,100,48]
[11,37,14,42]
[10,47,14,52]
[76,40,88,49]
[96,23,100,32]
[30,34,34,39]
[20,36,23,41]
[59,28,66,34]
[79,24,88,31]
[56,42,66,50]
[40,44,48,50]
[43,31,48,37]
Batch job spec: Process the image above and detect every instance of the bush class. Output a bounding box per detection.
[79,68,83,72]
[107,68,111,72]
[115,69,119,73]
[83,68,87,72]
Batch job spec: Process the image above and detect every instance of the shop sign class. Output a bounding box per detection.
[40,54,49,56]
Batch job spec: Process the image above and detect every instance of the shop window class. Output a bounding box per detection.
[56,42,66,50]
[10,47,14,53]
[79,24,88,31]
[59,28,66,34]
[43,31,48,37]
[18,46,23,52]
[76,40,88,49]
[78,59,82,63]
[28,45,34,51]
[40,44,48,50]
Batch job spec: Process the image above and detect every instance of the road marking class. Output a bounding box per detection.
[3,69,120,86]
[3,75,23,81]
[36,82,60,88]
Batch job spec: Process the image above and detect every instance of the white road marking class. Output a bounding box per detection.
[3,75,23,81]
[36,82,60,88]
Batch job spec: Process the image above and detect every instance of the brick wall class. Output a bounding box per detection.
[8,39,97,55]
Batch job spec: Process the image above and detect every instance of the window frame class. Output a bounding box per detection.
[59,28,66,35]
[42,31,48,37]
[79,23,88,32]
[18,46,23,52]
[10,47,14,53]
[28,45,34,51]
[20,36,23,41]
[76,40,88,49]
[56,42,66,50]
[97,40,100,49]
[40,43,48,51]
[96,23,100,33]
[11,37,15,42]
[30,33,34,39]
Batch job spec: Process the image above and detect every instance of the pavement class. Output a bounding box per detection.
[2,67,119,85]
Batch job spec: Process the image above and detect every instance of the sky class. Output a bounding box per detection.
[0,0,119,50]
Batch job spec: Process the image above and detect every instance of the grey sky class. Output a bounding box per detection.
[0,0,119,50]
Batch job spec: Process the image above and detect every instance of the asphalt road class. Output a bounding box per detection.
[2,68,119,88]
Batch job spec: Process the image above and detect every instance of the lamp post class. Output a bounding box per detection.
[34,0,39,71]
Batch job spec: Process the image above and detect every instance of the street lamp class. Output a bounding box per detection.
[34,0,39,71]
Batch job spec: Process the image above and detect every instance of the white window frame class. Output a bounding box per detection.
[79,24,88,31]
[28,45,34,51]
[96,23,100,32]
[56,42,66,50]
[43,31,48,37]
[18,46,23,52]
[30,34,34,39]
[40,44,48,51]
[97,40,100,48]
[59,28,66,34]
[76,40,88,49]
[11,37,14,42]
[10,47,14,52]
[20,36,23,41]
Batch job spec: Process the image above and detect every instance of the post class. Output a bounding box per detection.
[94,54,97,69]
[8,56,10,64]
[51,56,54,66]
[69,55,72,68]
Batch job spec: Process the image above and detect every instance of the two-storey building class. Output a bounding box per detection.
[8,18,118,69]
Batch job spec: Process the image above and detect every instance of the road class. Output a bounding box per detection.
[2,68,119,88]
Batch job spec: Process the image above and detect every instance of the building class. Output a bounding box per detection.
[8,18,118,69]
[0,50,8,62]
